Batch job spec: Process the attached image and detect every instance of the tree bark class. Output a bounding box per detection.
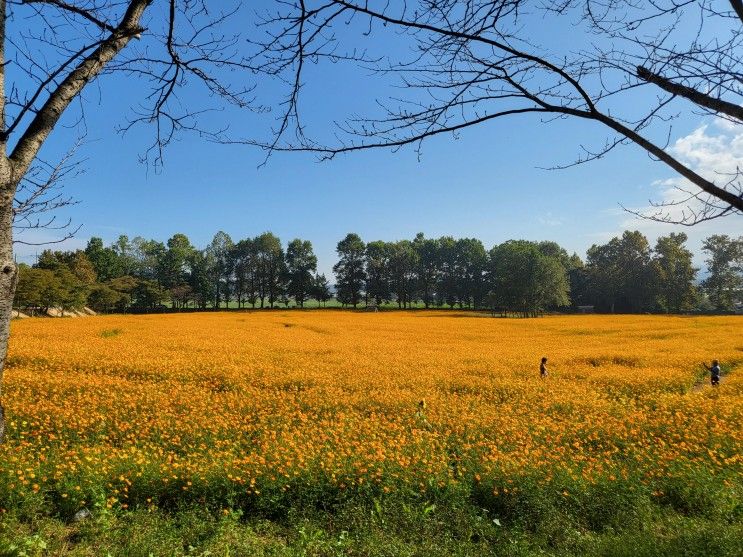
[0,0,15,444]
[730,0,743,25]
[0,173,15,444]
[636,66,743,123]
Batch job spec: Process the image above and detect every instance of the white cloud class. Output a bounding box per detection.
[671,122,743,179]
[614,116,743,265]
[713,116,739,132]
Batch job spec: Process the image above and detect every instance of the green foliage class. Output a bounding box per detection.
[312,274,332,306]
[132,279,168,310]
[230,238,257,308]
[84,238,122,282]
[87,285,122,313]
[585,231,703,314]
[206,231,234,309]
[254,232,287,308]
[37,250,97,285]
[131,237,167,282]
[13,266,49,312]
[586,231,653,313]
[333,233,366,307]
[14,264,89,313]
[188,250,215,309]
[453,238,487,309]
[651,233,699,313]
[0,489,740,556]
[19,230,739,315]
[99,328,123,338]
[488,240,570,315]
[365,240,392,305]
[413,233,440,308]
[702,235,743,311]
[161,233,197,299]
[286,239,318,308]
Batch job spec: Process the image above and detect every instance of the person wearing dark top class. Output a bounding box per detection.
[540,357,548,378]
[702,360,721,386]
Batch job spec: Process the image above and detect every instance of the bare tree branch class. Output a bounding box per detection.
[8,0,149,179]
[12,137,82,244]
[20,0,116,33]
[729,0,743,24]
[249,0,743,223]
[637,66,743,123]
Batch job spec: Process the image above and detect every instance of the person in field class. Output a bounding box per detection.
[702,360,721,386]
[540,357,548,378]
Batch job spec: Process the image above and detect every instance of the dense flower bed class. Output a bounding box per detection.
[1,312,740,529]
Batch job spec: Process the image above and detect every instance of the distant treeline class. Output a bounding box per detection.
[13,231,743,316]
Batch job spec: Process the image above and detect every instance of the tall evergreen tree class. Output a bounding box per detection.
[488,240,570,316]
[389,240,419,308]
[255,232,286,308]
[454,238,487,309]
[313,273,332,307]
[131,237,167,283]
[413,233,439,308]
[162,234,196,304]
[585,231,654,313]
[188,251,215,310]
[651,233,698,313]
[286,239,318,307]
[436,236,458,307]
[206,232,234,309]
[231,239,258,309]
[84,238,121,282]
[702,235,743,311]
[566,253,588,307]
[112,236,137,277]
[365,240,392,306]
[334,233,366,308]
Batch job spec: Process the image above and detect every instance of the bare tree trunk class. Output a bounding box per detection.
[0,0,150,443]
[0,177,14,444]
[0,0,15,444]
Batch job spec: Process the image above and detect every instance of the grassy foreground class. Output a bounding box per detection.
[0,312,741,555]
[2,499,743,556]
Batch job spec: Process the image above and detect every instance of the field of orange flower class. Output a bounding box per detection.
[0,311,741,541]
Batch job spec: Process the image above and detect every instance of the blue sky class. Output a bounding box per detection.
[11,1,741,277]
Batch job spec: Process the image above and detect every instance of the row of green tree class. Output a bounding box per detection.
[13,231,743,315]
[16,233,332,314]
